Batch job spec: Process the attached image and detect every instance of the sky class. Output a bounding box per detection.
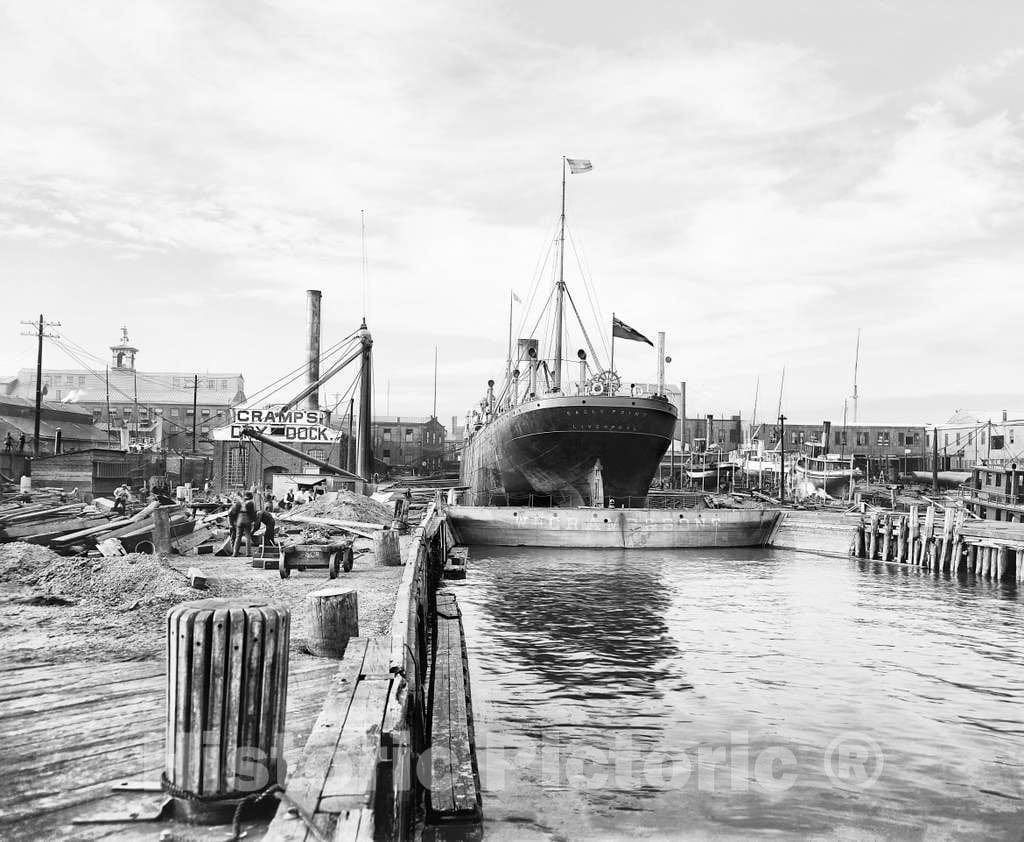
[3,0,1024,428]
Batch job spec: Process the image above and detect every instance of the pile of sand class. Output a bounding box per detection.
[0,541,197,609]
[288,490,391,524]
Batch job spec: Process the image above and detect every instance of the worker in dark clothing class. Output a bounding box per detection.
[232,492,258,557]
[255,504,277,546]
[227,495,241,548]
[18,433,26,454]
[3,432,12,452]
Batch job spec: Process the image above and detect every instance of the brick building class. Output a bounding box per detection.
[6,327,244,454]
[371,416,446,476]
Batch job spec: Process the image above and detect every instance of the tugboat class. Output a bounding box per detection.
[459,159,677,507]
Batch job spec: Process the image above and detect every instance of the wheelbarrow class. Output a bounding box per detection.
[278,540,354,579]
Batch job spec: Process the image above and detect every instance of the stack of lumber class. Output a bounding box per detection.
[40,503,196,555]
[0,501,107,545]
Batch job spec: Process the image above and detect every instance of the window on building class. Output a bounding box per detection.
[877,432,890,446]
[307,449,325,461]
[729,429,738,443]
[383,448,391,459]
[839,431,848,446]
[912,433,920,446]
[201,425,210,434]
[383,429,392,441]
[898,432,905,446]
[226,446,248,486]
[221,379,228,390]
[406,429,413,442]
[856,431,869,447]
[944,433,950,446]
[201,409,211,418]
[66,375,74,385]
[791,432,799,444]
[992,435,1005,450]
[186,408,194,416]
[154,408,163,415]
[78,376,85,386]
[55,389,62,400]
[170,408,180,418]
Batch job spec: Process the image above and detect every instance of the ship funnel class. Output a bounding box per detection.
[528,346,538,396]
[577,349,587,394]
[706,414,714,449]
[487,379,495,414]
[822,420,832,452]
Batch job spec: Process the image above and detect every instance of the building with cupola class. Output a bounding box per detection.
[4,327,246,454]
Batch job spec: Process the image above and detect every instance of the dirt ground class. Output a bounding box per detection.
[0,537,406,665]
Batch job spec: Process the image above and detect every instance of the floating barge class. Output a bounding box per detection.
[447,504,779,548]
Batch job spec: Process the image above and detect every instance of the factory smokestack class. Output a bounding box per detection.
[306,290,322,412]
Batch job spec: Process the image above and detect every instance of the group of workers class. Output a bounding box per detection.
[3,432,27,454]
[227,492,276,557]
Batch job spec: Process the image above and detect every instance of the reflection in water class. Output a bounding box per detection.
[473,549,683,697]
[452,547,1024,841]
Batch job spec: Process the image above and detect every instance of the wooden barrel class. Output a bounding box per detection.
[165,599,290,822]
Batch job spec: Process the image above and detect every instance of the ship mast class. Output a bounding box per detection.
[553,157,566,392]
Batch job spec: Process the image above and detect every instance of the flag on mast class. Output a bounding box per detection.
[566,158,592,174]
[612,316,654,346]
[512,290,522,304]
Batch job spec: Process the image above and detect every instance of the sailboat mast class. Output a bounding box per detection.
[553,157,566,392]
[750,376,760,440]
[852,328,861,423]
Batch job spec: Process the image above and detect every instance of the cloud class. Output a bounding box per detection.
[1,2,1024,425]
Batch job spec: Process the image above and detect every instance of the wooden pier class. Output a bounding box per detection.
[852,504,1024,581]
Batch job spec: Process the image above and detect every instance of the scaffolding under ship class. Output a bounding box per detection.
[459,159,678,507]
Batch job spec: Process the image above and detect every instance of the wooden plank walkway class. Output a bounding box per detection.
[427,591,481,826]
[0,654,339,841]
[265,636,394,842]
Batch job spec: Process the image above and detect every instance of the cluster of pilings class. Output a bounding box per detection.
[852,504,1024,582]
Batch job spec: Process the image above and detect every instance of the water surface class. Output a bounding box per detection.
[452,548,1024,840]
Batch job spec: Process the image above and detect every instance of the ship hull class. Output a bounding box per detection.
[460,395,676,506]
[795,464,863,494]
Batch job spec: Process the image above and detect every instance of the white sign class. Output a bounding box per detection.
[216,408,343,442]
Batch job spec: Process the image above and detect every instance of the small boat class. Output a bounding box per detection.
[684,442,734,491]
[794,450,862,494]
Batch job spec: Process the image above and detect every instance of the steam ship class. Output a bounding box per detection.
[459,159,677,506]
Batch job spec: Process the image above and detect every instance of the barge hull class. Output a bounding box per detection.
[448,506,779,548]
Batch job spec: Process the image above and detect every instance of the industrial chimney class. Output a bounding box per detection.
[306,290,322,412]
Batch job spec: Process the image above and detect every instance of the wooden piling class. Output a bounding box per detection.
[923,506,935,568]
[938,509,954,572]
[374,527,402,567]
[853,524,866,558]
[868,512,880,559]
[896,516,908,564]
[998,546,1009,582]
[153,505,172,555]
[909,505,920,565]
[968,543,977,574]
[881,514,893,562]
[1017,549,1024,582]
[166,599,290,822]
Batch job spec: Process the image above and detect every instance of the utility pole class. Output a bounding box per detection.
[932,425,939,494]
[105,366,112,446]
[192,375,198,452]
[433,346,438,419]
[20,314,60,457]
[779,414,787,503]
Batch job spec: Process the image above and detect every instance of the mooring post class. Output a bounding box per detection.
[896,515,908,563]
[305,584,358,658]
[165,599,290,823]
[853,523,866,558]
[997,546,1008,582]
[868,512,880,559]
[1016,549,1023,582]
[374,527,402,566]
[153,505,173,555]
